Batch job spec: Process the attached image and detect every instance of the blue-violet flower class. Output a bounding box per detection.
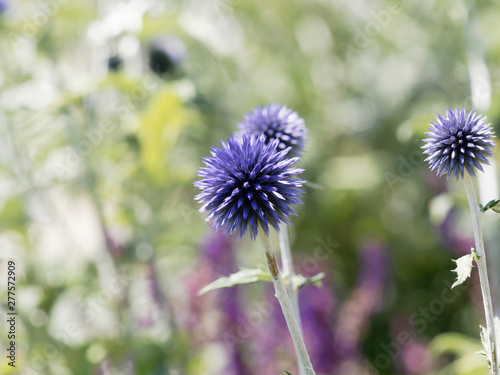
[238,103,307,157]
[195,134,305,239]
[423,107,495,179]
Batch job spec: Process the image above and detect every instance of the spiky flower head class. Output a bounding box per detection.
[422,107,495,179]
[194,134,305,239]
[238,103,307,157]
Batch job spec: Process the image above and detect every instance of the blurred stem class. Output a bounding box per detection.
[279,223,305,375]
[464,174,498,374]
[258,231,315,375]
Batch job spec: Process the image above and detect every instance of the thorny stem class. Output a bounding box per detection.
[258,231,316,375]
[464,173,498,374]
[279,223,305,375]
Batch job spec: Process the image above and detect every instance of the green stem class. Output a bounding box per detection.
[279,222,305,375]
[258,231,315,375]
[464,174,498,374]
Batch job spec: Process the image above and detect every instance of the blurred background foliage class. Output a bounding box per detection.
[0,0,500,374]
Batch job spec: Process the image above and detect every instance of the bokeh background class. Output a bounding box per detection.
[1,0,500,374]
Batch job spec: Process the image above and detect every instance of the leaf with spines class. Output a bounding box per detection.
[451,248,477,289]
[198,267,325,295]
[479,199,500,213]
[198,267,271,295]
[292,272,325,290]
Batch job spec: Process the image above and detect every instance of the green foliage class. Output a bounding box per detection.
[428,333,488,375]
[1,0,499,374]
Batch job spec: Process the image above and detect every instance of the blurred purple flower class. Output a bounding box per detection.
[334,240,388,363]
[251,275,337,374]
[184,231,252,375]
[389,316,431,375]
[300,283,338,374]
[254,288,297,374]
[0,0,8,13]
[202,232,252,374]
[401,342,432,375]
[202,229,235,272]
[438,208,474,256]
[104,230,124,258]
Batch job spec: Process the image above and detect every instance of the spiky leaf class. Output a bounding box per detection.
[198,267,271,295]
[480,199,500,213]
[451,251,475,289]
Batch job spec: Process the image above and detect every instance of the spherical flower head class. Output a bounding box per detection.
[108,55,123,72]
[422,107,495,179]
[194,134,305,239]
[238,103,307,157]
[148,35,186,77]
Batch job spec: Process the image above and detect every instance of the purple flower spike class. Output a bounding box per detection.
[238,103,307,157]
[422,107,495,179]
[194,134,305,239]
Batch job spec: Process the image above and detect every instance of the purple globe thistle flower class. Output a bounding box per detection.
[194,134,305,239]
[238,104,307,157]
[422,107,495,179]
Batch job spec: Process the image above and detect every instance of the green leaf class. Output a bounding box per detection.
[451,250,475,289]
[283,372,293,375]
[478,317,500,370]
[428,332,489,374]
[198,267,271,295]
[479,325,492,369]
[480,199,500,213]
[291,272,325,290]
[198,268,325,295]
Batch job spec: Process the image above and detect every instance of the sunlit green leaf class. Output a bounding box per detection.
[198,267,271,295]
[479,199,500,213]
[198,268,325,295]
[451,250,475,289]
